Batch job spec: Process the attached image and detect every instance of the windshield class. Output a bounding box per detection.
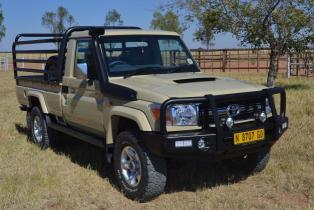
[101,35,199,77]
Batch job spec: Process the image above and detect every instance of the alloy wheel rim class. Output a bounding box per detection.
[120,145,142,187]
[33,116,43,143]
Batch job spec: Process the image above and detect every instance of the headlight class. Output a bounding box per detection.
[167,104,199,126]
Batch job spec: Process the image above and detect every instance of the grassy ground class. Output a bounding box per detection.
[0,71,313,210]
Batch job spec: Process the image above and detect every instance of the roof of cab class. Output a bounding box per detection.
[71,29,180,37]
[105,29,179,36]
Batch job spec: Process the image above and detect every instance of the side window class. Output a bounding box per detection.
[74,40,97,80]
[104,42,123,64]
[158,39,188,67]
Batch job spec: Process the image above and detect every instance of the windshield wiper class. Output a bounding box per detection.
[124,66,162,78]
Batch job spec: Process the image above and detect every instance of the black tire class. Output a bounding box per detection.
[113,130,167,202]
[223,148,270,173]
[26,111,31,132]
[29,106,55,149]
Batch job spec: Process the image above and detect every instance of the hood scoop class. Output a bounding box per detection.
[174,77,216,84]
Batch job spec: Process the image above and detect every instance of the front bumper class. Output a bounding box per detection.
[141,87,288,160]
[141,116,288,160]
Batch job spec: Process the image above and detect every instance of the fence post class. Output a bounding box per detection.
[276,57,280,73]
[198,50,201,71]
[296,53,300,77]
[237,49,240,72]
[222,50,227,72]
[220,51,223,72]
[228,51,231,72]
[248,50,250,72]
[211,51,213,73]
[256,50,260,72]
[287,53,291,79]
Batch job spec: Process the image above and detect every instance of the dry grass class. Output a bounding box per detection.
[0,71,313,210]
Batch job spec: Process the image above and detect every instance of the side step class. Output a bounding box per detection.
[47,122,105,148]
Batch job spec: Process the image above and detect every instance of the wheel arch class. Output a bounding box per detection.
[106,106,152,144]
[27,91,49,114]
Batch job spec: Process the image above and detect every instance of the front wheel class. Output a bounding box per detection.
[113,130,167,201]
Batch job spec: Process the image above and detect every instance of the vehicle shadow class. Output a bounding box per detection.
[15,123,116,184]
[15,123,29,134]
[51,134,118,185]
[165,160,250,193]
[15,123,31,141]
[15,123,251,194]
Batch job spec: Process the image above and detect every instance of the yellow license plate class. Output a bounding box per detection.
[234,129,265,145]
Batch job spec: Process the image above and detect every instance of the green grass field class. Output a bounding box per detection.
[0,71,313,209]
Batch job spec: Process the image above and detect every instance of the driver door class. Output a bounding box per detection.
[62,39,105,135]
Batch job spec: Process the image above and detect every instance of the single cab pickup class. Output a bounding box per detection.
[13,26,288,201]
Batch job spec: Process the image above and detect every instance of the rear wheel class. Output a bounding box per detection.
[113,130,167,201]
[224,148,270,173]
[29,106,55,149]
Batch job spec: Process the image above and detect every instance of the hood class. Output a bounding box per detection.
[110,72,265,103]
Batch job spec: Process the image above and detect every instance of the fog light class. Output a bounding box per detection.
[259,112,267,123]
[226,117,234,128]
[198,138,209,151]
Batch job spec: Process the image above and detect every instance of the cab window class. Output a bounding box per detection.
[74,40,97,80]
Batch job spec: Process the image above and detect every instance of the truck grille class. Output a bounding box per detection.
[199,99,264,125]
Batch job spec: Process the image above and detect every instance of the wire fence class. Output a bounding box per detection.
[191,48,314,77]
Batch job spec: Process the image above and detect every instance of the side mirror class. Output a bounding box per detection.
[77,63,88,76]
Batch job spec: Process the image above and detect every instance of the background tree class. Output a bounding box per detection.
[165,0,314,86]
[105,9,123,26]
[193,8,223,49]
[0,4,6,42]
[42,6,75,34]
[151,10,185,36]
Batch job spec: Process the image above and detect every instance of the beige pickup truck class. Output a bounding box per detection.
[13,26,288,201]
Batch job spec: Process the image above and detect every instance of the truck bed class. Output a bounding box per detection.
[16,75,61,91]
[16,75,62,117]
